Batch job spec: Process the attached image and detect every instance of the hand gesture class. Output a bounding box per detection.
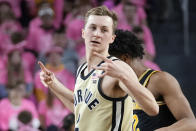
[93,52,124,79]
[93,52,138,81]
[38,61,56,87]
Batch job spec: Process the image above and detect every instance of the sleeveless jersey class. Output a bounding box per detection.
[132,69,176,131]
[74,56,133,131]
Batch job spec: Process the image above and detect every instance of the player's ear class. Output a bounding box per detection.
[110,34,116,44]
[121,54,129,62]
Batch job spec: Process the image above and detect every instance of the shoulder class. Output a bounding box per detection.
[76,62,87,77]
[149,71,181,95]
[150,71,178,85]
[0,98,9,105]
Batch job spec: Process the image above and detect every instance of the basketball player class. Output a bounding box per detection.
[39,6,159,131]
[107,29,196,131]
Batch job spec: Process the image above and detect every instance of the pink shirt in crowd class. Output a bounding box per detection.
[26,18,54,54]
[0,20,22,35]
[0,20,23,56]
[65,16,85,58]
[113,4,146,29]
[143,60,161,71]
[0,63,33,85]
[0,50,33,85]
[38,98,70,127]
[0,98,38,130]
[53,0,64,28]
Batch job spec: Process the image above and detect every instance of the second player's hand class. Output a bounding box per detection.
[38,61,56,87]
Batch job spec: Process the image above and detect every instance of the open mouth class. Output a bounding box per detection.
[91,41,100,44]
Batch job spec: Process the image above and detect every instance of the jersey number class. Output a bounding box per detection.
[132,114,140,131]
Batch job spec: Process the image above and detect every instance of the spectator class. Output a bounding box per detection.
[65,2,91,61]
[112,0,155,58]
[133,26,160,70]
[9,110,40,131]
[61,113,75,131]
[53,27,79,75]
[35,0,64,28]
[132,26,155,59]
[0,0,36,19]
[38,90,71,130]
[0,82,39,130]
[113,0,147,30]
[34,46,75,102]
[26,2,55,55]
[0,46,34,98]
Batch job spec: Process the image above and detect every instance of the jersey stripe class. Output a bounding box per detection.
[76,62,87,78]
[139,69,154,85]
[143,70,158,87]
[112,101,124,131]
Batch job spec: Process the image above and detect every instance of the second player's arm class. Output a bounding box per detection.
[154,72,196,131]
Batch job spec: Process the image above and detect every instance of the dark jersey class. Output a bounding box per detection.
[132,69,176,131]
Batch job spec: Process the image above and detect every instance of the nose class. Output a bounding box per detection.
[94,29,101,37]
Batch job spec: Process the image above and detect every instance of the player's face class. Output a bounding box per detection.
[9,84,25,102]
[123,4,137,20]
[10,51,21,65]
[82,15,115,53]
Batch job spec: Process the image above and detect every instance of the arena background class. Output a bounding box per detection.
[150,0,196,115]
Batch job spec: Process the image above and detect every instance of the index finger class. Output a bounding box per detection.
[38,61,49,74]
[93,52,112,63]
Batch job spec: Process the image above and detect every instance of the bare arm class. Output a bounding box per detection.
[93,53,159,116]
[38,61,74,110]
[50,88,74,112]
[153,72,196,131]
[155,119,196,131]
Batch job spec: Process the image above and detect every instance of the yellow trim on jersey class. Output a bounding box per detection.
[138,69,151,81]
[133,101,166,110]
[143,70,159,87]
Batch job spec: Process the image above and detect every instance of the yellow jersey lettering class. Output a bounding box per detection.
[133,114,140,131]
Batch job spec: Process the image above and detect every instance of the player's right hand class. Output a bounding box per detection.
[38,61,55,88]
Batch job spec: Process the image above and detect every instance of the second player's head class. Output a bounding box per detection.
[109,29,144,60]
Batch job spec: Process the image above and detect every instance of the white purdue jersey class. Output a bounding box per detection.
[74,56,133,131]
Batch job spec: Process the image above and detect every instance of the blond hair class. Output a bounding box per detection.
[85,6,118,33]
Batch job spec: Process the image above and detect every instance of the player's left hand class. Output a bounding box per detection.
[92,52,128,79]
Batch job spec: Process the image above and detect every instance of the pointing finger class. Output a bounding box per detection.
[38,61,50,75]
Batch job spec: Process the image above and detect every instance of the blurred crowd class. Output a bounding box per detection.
[0,0,167,130]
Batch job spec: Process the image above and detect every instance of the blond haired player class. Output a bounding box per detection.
[39,6,158,131]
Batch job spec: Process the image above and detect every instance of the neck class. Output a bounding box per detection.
[129,58,148,78]
[86,51,109,72]
[10,98,21,106]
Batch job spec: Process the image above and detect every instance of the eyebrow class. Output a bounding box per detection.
[89,24,109,29]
